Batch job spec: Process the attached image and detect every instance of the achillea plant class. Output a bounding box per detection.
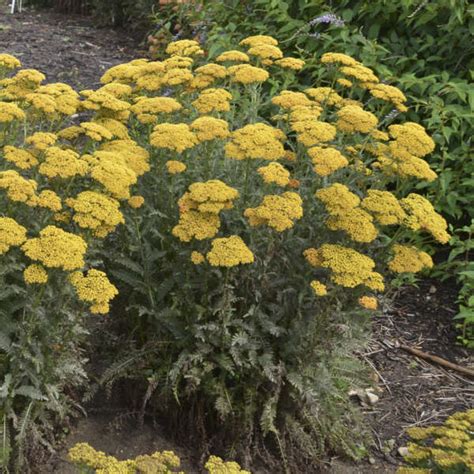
[398,409,474,474]
[0,36,448,471]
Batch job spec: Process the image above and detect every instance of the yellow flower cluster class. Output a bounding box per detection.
[69,269,118,314]
[308,146,348,176]
[191,63,227,89]
[206,235,254,267]
[166,39,204,57]
[3,146,38,170]
[0,68,45,99]
[190,116,229,142]
[0,170,38,205]
[23,264,48,284]
[310,280,327,297]
[292,119,336,147]
[228,64,269,84]
[304,244,384,291]
[173,180,238,242]
[39,147,89,179]
[0,102,26,122]
[271,90,313,110]
[166,160,187,174]
[240,35,278,47]
[205,455,251,473]
[130,96,182,124]
[247,44,283,65]
[336,105,378,133]
[225,123,285,160]
[216,50,250,63]
[0,217,27,254]
[401,193,450,243]
[22,226,87,271]
[66,191,124,237]
[369,83,407,112]
[192,88,233,114]
[388,244,433,273]
[304,87,342,106]
[245,192,303,232]
[150,123,198,152]
[398,409,474,474]
[257,162,290,186]
[0,53,21,70]
[361,190,406,225]
[358,296,378,310]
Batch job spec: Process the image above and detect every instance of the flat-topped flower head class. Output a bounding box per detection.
[361,190,406,225]
[166,160,186,175]
[69,269,118,314]
[172,210,221,242]
[225,123,285,161]
[358,296,378,310]
[192,88,233,114]
[228,65,269,85]
[166,39,204,57]
[272,91,313,109]
[245,192,303,232]
[388,122,435,157]
[39,147,89,179]
[292,120,336,147]
[0,102,26,123]
[206,236,254,267]
[0,217,27,254]
[0,53,21,70]
[0,170,38,205]
[190,116,229,142]
[216,50,250,63]
[257,162,290,186]
[3,146,38,170]
[275,57,305,70]
[315,183,360,214]
[336,105,378,133]
[304,244,384,291]
[304,87,342,106]
[309,147,348,176]
[180,180,239,214]
[326,208,378,243]
[388,244,433,273]
[23,264,48,284]
[22,226,87,271]
[240,35,278,47]
[150,123,198,153]
[321,52,359,67]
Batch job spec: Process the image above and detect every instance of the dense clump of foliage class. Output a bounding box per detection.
[0,31,449,471]
[145,0,473,345]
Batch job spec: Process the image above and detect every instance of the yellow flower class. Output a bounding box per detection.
[388,122,435,157]
[190,251,205,265]
[131,96,182,124]
[100,59,148,84]
[321,52,359,67]
[0,170,38,205]
[361,190,406,225]
[166,160,187,174]
[358,296,378,310]
[172,210,221,242]
[228,64,269,84]
[206,236,254,267]
[0,53,21,70]
[292,120,336,147]
[23,264,48,284]
[80,121,113,142]
[304,87,342,106]
[388,244,433,273]
[315,183,360,214]
[93,118,130,140]
[205,455,251,474]
[310,280,327,296]
[225,123,285,161]
[37,190,62,212]
[240,35,278,47]
[150,123,198,152]
[0,69,45,99]
[245,192,303,232]
[401,193,450,243]
[369,83,407,109]
[3,146,38,170]
[180,180,239,214]
[304,244,384,291]
[247,44,283,64]
[271,90,313,109]
[166,39,204,57]
[22,226,87,271]
[99,140,150,177]
[274,57,305,70]
[0,102,26,122]
[257,162,290,186]
[336,105,378,133]
[39,147,89,179]
[190,116,229,142]
[69,269,118,314]
[216,50,250,63]
[336,78,352,88]
[308,146,348,176]
[66,191,124,237]
[192,88,233,114]
[326,208,378,243]
[57,125,83,141]
[0,217,27,254]
[25,132,57,151]
[339,64,379,84]
[128,195,145,209]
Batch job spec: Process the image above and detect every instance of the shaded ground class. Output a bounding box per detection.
[1,5,472,473]
[0,3,142,89]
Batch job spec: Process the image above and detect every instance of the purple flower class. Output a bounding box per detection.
[309,13,345,28]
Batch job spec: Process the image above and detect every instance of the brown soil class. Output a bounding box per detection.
[0,4,143,90]
[1,6,472,473]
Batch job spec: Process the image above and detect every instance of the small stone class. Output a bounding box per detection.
[366,391,379,405]
[368,457,376,464]
[398,446,409,457]
[429,285,437,294]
